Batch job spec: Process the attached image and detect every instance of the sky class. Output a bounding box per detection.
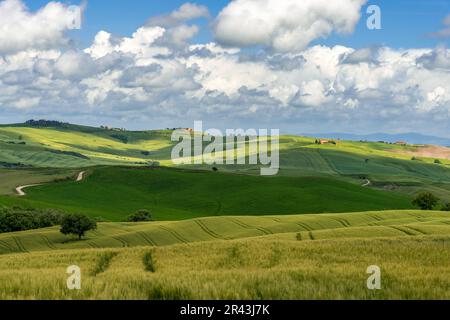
[1,0,450,136]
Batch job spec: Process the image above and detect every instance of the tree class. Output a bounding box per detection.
[441,203,450,212]
[434,159,442,165]
[126,210,153,222]
[60,214,97,240]
[412,192,440,210]
[0,208,64,234]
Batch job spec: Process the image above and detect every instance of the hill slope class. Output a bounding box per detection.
[0,210,449,300]
[0,210,448,255]
[0,167,413,221]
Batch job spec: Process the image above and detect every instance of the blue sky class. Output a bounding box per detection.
[23,0,450,49]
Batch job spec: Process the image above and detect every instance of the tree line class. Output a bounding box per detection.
[0,207,154,240]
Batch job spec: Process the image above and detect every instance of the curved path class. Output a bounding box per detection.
[76,171,85,182]
[362,179,372,187]
[16,171,86,197]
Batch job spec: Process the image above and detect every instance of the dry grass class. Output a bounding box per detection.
[0,235,449,300]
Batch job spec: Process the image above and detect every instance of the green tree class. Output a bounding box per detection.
[126,210,153,222]
[434,159,442,165]
[441,203,450,212]
[60,214,97,240]
[412,192,440,211]
[0,208,64,234]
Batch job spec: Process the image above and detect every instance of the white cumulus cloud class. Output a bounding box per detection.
[214,0,366,52]
[0,0,83,54]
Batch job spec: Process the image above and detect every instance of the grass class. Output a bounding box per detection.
[2,124,450,201]
[0,210,448,254]
[0,210,449,299]
[0,234,448,299]
[142,250,156,273]
[0,124,449,299]
[0,167,413,221]
[90,251,118,276]
[0,168,77,195]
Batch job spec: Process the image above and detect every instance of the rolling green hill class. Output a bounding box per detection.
[0,122,449,300]
[0,210,449,299]
[0,167,413,221]
[0,210,448,254]
[1,123,450,202]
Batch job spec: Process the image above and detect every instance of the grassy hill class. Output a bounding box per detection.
[1,123,450,201]
[0,210,448,254]
[0,168,78,195]
[1,122,450,300]
[0,210,449,299]
[0,167,413,221]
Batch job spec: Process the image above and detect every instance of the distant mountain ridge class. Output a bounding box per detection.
[305,133,450,147]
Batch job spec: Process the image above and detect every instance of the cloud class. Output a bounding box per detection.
[214,0,366,52]
[1,1,450,137]
[417,47,450,70]
[54,51,98,80]
[147,2,209,27]
[430,14,450,38]
[144,3,210,49]
[85,27,167,59]
[341,47,382,65]
[12,96,41,109]
[0,0,83,54]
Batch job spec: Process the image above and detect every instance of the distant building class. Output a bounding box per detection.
[395,141,407,146]
[318,139,337,145]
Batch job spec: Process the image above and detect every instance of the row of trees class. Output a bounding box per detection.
[0,208,64,233]
[0,208,97,240]
[0,208,154,240]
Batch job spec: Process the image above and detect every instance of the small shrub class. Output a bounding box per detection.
[412,192,440,211]
[126,210,153,222]
[441,203,450,212]
[434,159,442,165]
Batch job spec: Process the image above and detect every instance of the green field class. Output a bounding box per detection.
[2,124,450,201]
[0,167,413,221]
[0,210,448,254]
[0,210,449,299]
[1,123,450,300]
[0,168,78,195]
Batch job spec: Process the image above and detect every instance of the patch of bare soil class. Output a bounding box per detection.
[393,145,450,160]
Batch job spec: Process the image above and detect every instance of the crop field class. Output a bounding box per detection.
[0,210,449,299]
[0,167,413,221]
[1,124,450,300]
[2,125,450,202]
[0,210,448,254]
[0,168,77,195]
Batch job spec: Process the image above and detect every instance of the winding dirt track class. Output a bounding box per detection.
[76,171,85,182]
[15,171,86,197]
